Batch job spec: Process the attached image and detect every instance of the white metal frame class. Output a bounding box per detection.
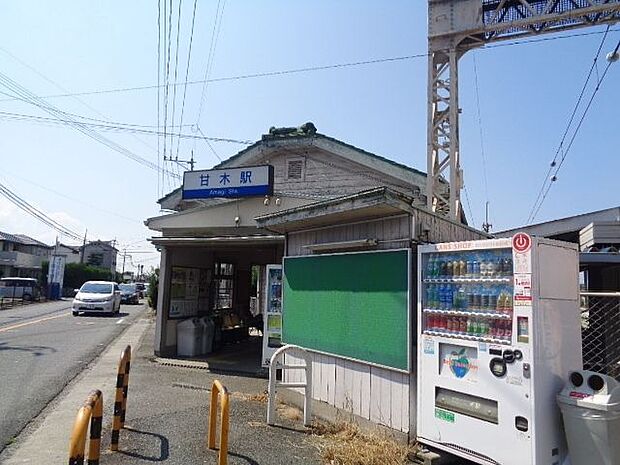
[267,344,313,427]
[427,0,620,221]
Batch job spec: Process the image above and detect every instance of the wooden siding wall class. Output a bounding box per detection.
[283,353,410,433]
[267,149,420,200]
[287,214,411,256]
[415,209,487,243]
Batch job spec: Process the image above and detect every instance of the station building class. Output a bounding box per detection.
[146,123,485,436]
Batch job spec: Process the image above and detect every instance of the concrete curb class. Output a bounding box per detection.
[0,315,152,464]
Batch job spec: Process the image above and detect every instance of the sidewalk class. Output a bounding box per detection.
[0,314,323,465]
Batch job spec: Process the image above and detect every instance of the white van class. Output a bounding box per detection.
[0,277,41,301]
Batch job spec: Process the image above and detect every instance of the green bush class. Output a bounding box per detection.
[148,268,159,310]
[64,263,116,290]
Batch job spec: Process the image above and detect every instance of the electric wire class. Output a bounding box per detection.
[0,108,252,143]
[472,53,489,204]
[463,186,476,229]
[0,28,615,103]
[527,27,613,224]
[1,168,141,224]
[157,0,162,197]
[162,0,174,191]
[197,125,223,162]
[169,0,184,175]
[195,0,226,124]
[0,181,83,241]
[0,71,181,179]
[175,0,199,162]
[529,39,619,224]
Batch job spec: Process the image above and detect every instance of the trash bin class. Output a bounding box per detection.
[176,318,202,357]
[557,369,620,465]
[201,316,215,354]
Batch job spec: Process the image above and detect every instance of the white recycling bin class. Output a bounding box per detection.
[176,318,202,357]
[557,369,620,465]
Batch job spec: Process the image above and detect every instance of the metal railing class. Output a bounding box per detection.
[267,344,313,427]
[581,292,620,379]
[111,345,131,451]
[68,390,103,465]
[208,380,230,465]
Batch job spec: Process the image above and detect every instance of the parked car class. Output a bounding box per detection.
[134,282,146,299]
[0,277,41,301]
[119,283,140,304]
[72,281,121,316]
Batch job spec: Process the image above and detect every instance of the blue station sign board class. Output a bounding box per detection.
[182,165,274,199]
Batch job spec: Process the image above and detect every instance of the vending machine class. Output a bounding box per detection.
[417,234,582,465]
[261,264,283,367]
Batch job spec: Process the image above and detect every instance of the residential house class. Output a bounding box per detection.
[81,240,118,274]
[0,231,52,279]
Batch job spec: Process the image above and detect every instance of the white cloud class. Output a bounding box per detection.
[0,197,86,246]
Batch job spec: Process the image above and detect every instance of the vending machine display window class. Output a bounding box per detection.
[422,249,514,345]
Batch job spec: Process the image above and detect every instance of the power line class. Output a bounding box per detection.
[0,181,83,241]
[472,53,490,230]
[0,109,252,143]
[175,0,199,161]
[169,0,184,174]
[529,39,619,223]
[157,0,162,198]
[1,168,141,224]
[196,0,227,124]
[0,28,615,103]
[527,28,613,224]
[0,75,182,178]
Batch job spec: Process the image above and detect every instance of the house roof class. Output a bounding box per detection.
[497,206,620,239]
[157,123,429,205]
[0,231,51,248]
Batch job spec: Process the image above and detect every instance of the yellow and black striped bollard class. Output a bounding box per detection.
[111,345,131,451]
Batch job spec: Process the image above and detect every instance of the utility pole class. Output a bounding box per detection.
[80,228,87,264]
[164,151,195,171]
[482,201,492,233]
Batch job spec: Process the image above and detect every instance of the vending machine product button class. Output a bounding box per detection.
[490,357,507,377]
[523,363,531,379]
[503,350,515,363]
[513,350,523,361]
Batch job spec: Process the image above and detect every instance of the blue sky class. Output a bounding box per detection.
[0,1,618,270]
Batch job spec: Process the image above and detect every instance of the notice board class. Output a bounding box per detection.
[282,249,410,371]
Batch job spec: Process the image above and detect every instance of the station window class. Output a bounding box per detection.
[213,262,234,310]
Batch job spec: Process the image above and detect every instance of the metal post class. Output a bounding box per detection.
[207,380,230,465]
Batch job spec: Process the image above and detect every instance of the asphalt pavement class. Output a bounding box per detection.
[0,312,323,465]
[0,298,146,452]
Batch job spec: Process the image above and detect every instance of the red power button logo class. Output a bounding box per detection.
[513,233,532,253]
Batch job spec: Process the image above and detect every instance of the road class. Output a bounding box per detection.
[0,299,146,452]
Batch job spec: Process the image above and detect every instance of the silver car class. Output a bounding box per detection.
[72,281,121,316]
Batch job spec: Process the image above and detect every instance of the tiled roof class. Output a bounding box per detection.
[158,125,427,204]
[0,231,51,247]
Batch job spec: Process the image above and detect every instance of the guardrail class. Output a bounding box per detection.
[68,389,103,465]
[207,380,230,465]
[267,344,313,427]
[111,345,131,451]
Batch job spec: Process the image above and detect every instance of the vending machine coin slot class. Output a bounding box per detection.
[515,416,529,432]
[523,363,531,379]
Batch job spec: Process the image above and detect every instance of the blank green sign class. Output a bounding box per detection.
[282,250,410,371]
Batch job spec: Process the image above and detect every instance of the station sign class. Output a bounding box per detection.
[182,165,274,199]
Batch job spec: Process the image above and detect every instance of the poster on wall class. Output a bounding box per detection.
[262,264,283,367]
[169,266,210,318]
